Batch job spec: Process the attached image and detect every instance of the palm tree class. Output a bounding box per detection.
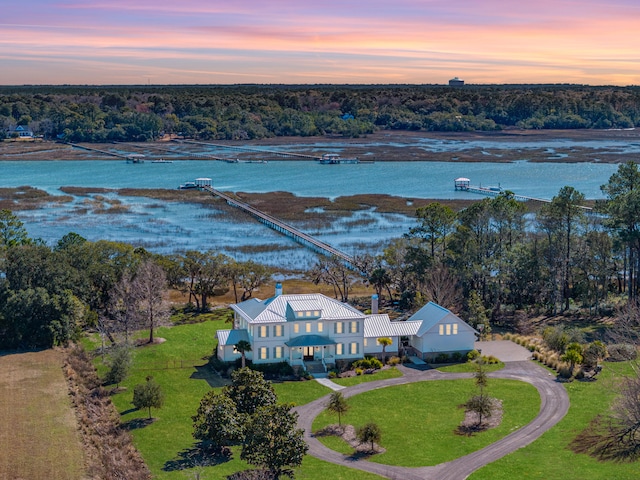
[377,337,392,364]
[235,340,252,368]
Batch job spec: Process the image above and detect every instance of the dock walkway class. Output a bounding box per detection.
[201,186,356,267]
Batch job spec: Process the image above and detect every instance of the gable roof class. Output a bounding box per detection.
[407,302,478,337]
[231,293,364,324]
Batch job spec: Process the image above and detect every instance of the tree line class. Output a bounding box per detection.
[0,215,271,350]
[306,161,640,333]
[1,84,640,142]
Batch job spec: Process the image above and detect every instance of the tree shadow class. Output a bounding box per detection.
[119,407,137,416]
[454,424,488,436]
[162,444,232,472]
[190,364,230,388]
[120,417,155,431]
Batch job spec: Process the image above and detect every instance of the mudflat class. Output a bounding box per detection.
[1,129,638,163]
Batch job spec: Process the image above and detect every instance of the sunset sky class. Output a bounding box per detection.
[2,0,639,85]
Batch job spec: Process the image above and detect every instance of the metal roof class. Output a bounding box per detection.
[216,329,250,346]
[364,315,421,338]
[408,302,477,336]
[285,335,336,347]
[231,293,364,324]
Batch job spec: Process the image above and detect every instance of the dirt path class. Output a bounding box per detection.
[295,360,569,480]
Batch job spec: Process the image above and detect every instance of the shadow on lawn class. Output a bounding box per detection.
[190,364,230,388]
[120,417,156,431]
[163,444,231,472]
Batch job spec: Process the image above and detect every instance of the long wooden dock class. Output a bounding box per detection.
[200,186,355,267]
[179,140,320,160]
[462,185,593,212]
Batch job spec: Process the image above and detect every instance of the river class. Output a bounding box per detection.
[0,159,622,269]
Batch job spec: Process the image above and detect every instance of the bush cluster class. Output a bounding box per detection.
[351,357,383,370]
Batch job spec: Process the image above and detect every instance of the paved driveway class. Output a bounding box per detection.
[475,340,532,362]
[297,352,568,479]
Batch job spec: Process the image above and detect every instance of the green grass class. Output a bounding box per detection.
[331,367,404,386]
[88,320,373,479]
[469,361,640,480]
[437,362,505,373]
[273,379,332,406]
[313,378,539,467]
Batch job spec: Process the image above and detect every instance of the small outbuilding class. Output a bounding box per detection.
[449,77,465,87]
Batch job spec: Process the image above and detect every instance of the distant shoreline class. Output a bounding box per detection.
[1,129,639,163]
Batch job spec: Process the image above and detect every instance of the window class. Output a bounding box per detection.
[258,325,268,338]
[274,325,283,337]
[453,323,458,335]
[349,342,359,355]
[305,322,311,333]
[364,339,368,347]
[350,321,359,333]
[336,343,344,355]
[306,311,312,317]
[259,347,268,360]
[273,346,283,359]
[335,322,344,334]
[313,310,320,317]
[293,323,300,334]
[439,324,444,335]
[317,322,323,333]
[446,324,451,335]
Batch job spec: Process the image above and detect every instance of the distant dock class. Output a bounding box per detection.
[454,177,593,211]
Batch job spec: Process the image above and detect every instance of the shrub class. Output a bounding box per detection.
[467,350,480,361]
[355,368,363,376]
[387,356,401,366]
[435,353,450,364]
[482,355,500,365]
[250,361,295,378]
[557,363,574,379]
[607,344,638,362]
[352,357,383,370]
[451,351,463,362]
[327,370,337,379]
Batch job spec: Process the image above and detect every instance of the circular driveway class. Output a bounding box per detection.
[296,342,568,480]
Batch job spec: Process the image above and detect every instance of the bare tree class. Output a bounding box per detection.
[308,256,359,302]
[133,260,170,344]
[104,270,138,343]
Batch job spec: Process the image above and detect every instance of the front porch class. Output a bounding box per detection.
[286,335,336,373]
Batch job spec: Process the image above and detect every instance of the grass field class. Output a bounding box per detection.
[94,319,385,479]
[0,349,86,480]
[469,360,640,480]
[312,378,539,467]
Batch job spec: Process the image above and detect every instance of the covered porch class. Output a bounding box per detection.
[285,335,336,373]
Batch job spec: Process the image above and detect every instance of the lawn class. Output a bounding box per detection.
[93,319,382,479]
[469,360,640,480]
[437,361,505,373]
[0,350,86,480]
[331,366,404,386]
[313,378,540,467]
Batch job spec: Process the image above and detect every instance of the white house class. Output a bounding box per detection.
[6,125,34,139]
[217,284,477,371]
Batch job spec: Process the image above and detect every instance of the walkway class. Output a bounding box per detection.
[295,343,569,480]
[315,377,346,391]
